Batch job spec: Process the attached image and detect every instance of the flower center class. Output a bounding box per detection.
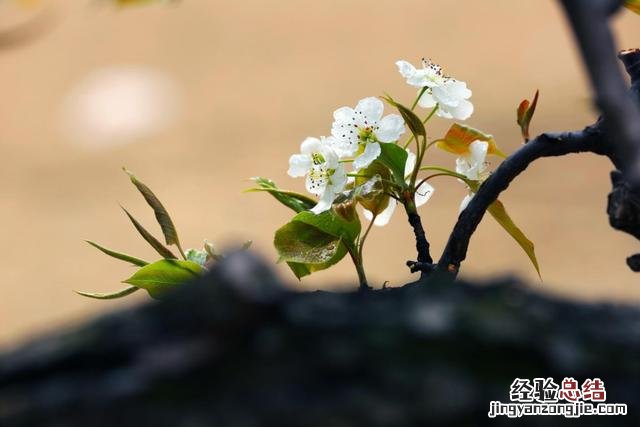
[358,128,376,145]
[311,152,325,165]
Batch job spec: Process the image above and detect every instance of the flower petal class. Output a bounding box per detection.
[310,189,335,214]
[305,166,328,196]
[288,153,312,177]
[354,141,381,170]
[415,182,435,207]
[404,150,416,177]
[396,60,417,80]
[300,137,322,154]
[375,114,405,143]
[417,91,437,108]
[450,99,474,120]
[355,97,384,123]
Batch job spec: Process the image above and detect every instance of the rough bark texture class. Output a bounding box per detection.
[1,253,639,427]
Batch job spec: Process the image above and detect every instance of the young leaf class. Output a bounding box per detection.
[274,209,360,279]
[437,123,506,158]
[121,207,178,260]
[383,95,426,139]
[625,0,640,14]
[517,90,539,142]
[292,210,361,248]
[86,240,148,267]
[75,286,140,300]
[123,168,181,248]
[275,221,345,265]
[487,199,541,279]
[124,259,203,299]
[246,177,316,213]
[376,143,409,186]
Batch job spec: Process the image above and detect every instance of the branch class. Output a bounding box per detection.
[559,0,640,184]
[437,125,606,275]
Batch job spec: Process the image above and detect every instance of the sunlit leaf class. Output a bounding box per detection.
[75,286,140,300]
[625,0,640,14]
[516,90,539,142]
[86,240,148,267]
[246,177,316,213]
[354,163,391,214]
[488,199,541,279]
[124,259,203,299]
[274,209,360,279]
[121,206,178,259]
[437,123,506,158]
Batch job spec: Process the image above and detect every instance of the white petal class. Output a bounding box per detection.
[353,142,381,170]
[333,106,355,123]
[417,91,437,108]
[288,154,312,177]
[432,84,460,107]
[396,60,417,79]
[469,140,489,167]
[415,182,435,207]
[404,150,416,177]
[459,193,474,212]
[305,166,328,196]
[450,99,474,120]
[355,97,384,123]
[362,198,397,227]
[375,114,405,143]
[310,190,335,214]
[329,164,348,193]
[300,137,322,154]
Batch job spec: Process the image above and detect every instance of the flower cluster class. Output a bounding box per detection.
[288,58,476,221]
[288,97,407,216]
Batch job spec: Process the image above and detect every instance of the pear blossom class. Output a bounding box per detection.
[362,151,435,226]
[456,140,489,212]
[288,136,347,214]
[331,97,405,170]
[396,59,474,121]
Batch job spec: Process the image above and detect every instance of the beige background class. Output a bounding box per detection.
[1,0,640,348]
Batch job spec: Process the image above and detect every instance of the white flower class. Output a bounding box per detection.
[362,150,434,226]
[455,140,489,212]
[331,97,405,170]
[288,136,348,214]
[396,59,449,89]
[396,58,474,121]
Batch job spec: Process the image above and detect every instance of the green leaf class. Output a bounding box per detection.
[121,206,178,260]
[383,95,426,139]
[377,143,409,185]
[487,199,541,279]
[123,168,181,248]
[274,209,360,279]
[86,240,148,267]
[517,90,539,142]
[124,259,203,299]
[246,177,316,213]
[293,210,361,248]
[437,123,506,158]
[75,286,140,300]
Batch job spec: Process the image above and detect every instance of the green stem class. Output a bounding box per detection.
[403,105,440,149]
[410,87,428,111]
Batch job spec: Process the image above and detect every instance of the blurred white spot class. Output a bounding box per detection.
[60,66,182,148]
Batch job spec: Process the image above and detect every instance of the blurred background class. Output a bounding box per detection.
[1,0,640,348]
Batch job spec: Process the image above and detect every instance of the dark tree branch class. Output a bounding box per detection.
[559,0,640,184]
[405,209,434,278]
[432,3,640,278]
[437,126,607,275]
